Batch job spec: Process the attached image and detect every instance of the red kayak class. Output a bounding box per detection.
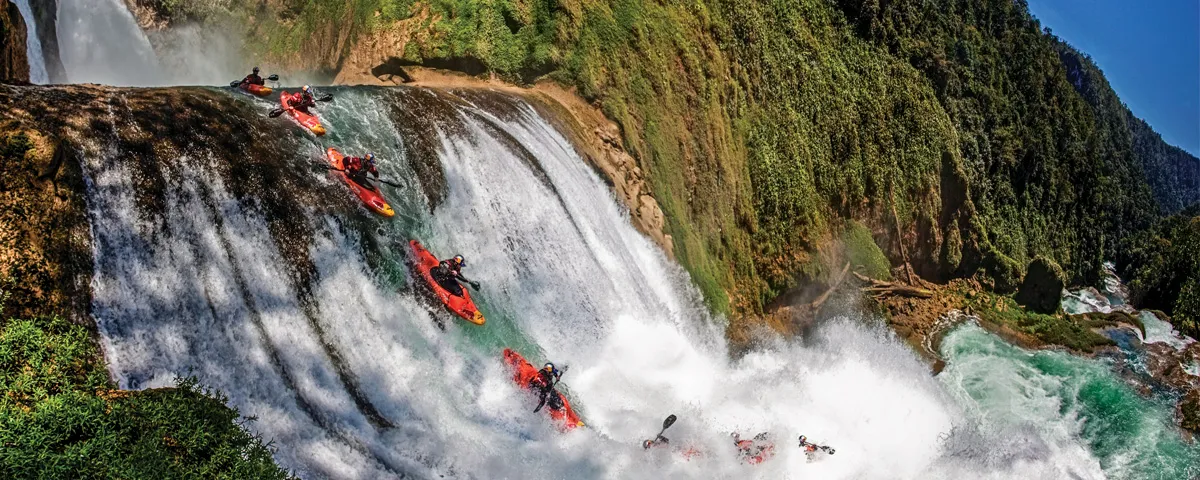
[327,148,394,217]
[502,348,585,430]
[735,437,776,464]
[239,83,272,97]
[409,240,485,325]
[280,91,326,136]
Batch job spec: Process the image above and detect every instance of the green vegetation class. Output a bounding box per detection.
[0,313,291,479]
[195,0,1198,319]
[1118,208,1200,338]
[960,288,1117,353]
[842,221,891,280]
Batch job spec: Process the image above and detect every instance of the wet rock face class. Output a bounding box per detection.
[26,0,64,83]
[1016,256,1066,314]
[1,0,29,83]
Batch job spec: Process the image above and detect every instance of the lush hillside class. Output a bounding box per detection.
[130,0,1199,321]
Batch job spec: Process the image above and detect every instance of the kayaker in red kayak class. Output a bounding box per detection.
[343,153,379,187]
[531,362,564,413]
[431,255,479,297]
[732,432,775,464]
[240,67,265,87]
[286,85,318,114]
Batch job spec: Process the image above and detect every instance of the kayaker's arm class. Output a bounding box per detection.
[533,390,549,413]
[453,271,480,290]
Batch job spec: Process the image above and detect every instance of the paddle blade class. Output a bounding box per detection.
[319,94,334,102]
[268,74,279,81]
[268,108,285,118]
[662,414,677,431]
[229,81,240,88]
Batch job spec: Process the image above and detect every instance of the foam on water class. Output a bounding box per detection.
[77,87,1194,479]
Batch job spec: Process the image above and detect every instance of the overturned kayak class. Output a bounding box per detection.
[409,240,485,325]
[502,348,584,430]
[326,148,394,217]
[280,91,325,136]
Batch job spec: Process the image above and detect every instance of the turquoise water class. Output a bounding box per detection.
[939,323,1200,479]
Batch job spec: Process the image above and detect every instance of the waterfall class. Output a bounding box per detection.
[38,84,1189,478]
[12,0,47,83]
[56,0,161,86]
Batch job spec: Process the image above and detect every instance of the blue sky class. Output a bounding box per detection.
[1026,0,1199,156]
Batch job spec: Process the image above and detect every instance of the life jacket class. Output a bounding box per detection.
[243,73,264,85]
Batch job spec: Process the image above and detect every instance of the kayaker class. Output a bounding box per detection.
[431,255,479,297]
[642,435,670,449]
[798,435,816,453]
[798,435,833,457]
[241,67,265,86]
[732,432,771,459]
[286,85,318,114]
[344,153,380,187]
[531,362,564,413]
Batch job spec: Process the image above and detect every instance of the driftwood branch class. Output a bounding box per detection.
[853,272,934,299]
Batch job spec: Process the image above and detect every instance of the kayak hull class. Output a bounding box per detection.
[410,240,486,325]
[327,148,394,217]
[502,348,584,430]
[240,83,272,97]
[281,92,325,136]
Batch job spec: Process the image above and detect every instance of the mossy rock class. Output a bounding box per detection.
[842,221,891,280]
[1015,256,1066,314]
[983,248,1024,294]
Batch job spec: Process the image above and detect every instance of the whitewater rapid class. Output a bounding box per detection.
[72,86,1195,479]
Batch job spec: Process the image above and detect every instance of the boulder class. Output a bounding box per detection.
[1015,256,1066,314]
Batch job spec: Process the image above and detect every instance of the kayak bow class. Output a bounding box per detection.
[326,148,394,217]
[280,91,326,136]
[409,240,486,325]
[502,348,584,430]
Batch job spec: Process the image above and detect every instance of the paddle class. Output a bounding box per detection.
[317,164,404,188]
[231,74,278,88]
[553,365,569,386]
[657,414,677,438]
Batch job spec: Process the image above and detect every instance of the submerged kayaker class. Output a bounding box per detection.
[241,67,265,86]
[343,153,380,187]
[285,85,318,114]
[732,432,773,463]
[531,362,565,413]
[431,255,479,297]
[642,435,670,449]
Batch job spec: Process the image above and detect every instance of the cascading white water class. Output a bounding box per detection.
[54,0,246,86]
[12,0,47,83]
[78,87,1127,479]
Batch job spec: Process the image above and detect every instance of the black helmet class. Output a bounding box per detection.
[252,66,260,74]
[798,435,807,443]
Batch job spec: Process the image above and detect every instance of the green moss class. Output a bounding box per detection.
[842,221,891,280]
[0,316,290,479]
[962,290,1114,353]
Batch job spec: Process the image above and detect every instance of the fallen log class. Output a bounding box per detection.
[853,272,935,299]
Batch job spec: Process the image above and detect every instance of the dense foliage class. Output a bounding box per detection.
[183,0,1198,317]
[1118,208,1200,338]
[0,312,290,478]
